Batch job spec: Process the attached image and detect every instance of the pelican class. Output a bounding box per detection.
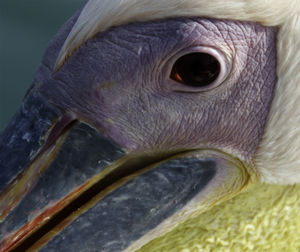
[1,0,300,251]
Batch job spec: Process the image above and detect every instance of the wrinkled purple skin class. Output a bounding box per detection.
[37,16,277,163]
[0,7,278,252]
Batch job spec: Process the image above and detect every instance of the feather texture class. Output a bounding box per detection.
[256,15,300,184]
[138,182,300,251]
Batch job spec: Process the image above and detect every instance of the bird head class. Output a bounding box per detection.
[0,0,300,251]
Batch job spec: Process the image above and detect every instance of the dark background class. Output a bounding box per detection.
[0,0,84,131]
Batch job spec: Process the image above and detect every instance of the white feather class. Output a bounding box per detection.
[256,15,300,184]
[56,0,299,69]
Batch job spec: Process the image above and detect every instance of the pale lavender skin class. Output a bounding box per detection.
[0,12,277,252]
[37,17,277,162]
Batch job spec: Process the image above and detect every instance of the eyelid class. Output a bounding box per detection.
[164,46,233,93]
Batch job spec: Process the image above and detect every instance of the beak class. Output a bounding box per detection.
[0,91,250,251]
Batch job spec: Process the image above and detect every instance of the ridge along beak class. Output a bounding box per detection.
[0,92,250,252]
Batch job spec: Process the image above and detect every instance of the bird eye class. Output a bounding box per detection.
[167,47,231,92]
[170,53,220,87]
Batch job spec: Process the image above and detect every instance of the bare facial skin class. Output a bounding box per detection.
[39,17,277,162]
[0,15,278,251]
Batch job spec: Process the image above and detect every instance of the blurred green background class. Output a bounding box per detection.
[0,0,84,131]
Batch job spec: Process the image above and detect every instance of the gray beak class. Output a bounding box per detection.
[0,91,248,251]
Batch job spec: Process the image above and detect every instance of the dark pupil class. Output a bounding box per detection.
[170,52,220,87]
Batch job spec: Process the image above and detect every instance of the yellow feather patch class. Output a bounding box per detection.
[139,183,300,251]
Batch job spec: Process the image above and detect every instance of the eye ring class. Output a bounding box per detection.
[166,46,232,92]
